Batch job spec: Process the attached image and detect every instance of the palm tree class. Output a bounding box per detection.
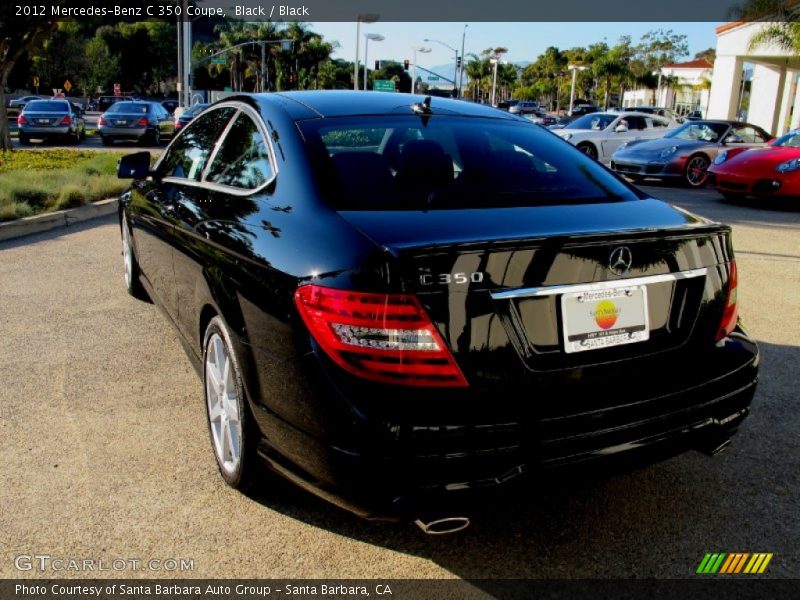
[746,1,800,53]
[465,53,490,102]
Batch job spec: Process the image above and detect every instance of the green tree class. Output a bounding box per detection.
[0,5,58,150]
[370,62,411,93]
[31,22,88,94]
[635,29,689,72]
[85,36,119,95]
[694,48,717,63]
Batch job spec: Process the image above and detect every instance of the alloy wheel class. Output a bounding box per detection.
[121,219,133,289]
[205,333,242,476]
[686,155,710,187]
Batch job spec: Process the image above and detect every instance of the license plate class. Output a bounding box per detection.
[38,119,49,124]
[561,285,649,353]
[116,120,127,125]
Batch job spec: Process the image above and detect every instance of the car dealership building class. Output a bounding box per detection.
[707,21,800,136]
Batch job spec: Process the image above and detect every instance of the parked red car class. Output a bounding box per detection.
[708,129,800,200]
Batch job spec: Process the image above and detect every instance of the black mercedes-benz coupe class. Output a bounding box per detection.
[117,91,758,534]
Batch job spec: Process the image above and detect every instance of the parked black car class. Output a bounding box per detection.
[17,99,86,144]
[569,103,599,117]
[161,99,180,114]
[99,100,175,145]
[117,92,757,533]
[174,102,209,132]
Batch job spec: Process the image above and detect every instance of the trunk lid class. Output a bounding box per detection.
[339,199,733,383]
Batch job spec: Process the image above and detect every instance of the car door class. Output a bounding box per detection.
[601,116,643,159]
[170,105,277,346]
[133,106,237,321]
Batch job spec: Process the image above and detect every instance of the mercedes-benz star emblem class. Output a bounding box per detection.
[609,246,633,276]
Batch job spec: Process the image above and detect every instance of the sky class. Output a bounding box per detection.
[309,22,722,70]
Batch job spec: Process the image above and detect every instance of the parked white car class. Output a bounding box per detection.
[553,111,679,163]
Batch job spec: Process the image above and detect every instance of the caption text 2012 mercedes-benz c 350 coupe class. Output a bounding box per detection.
[117,92,758,534]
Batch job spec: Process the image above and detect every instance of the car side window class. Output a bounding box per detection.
[650,117,668,128]
[730,126,758,143]
[159,107,236,181]
[625,116,647,130]
[205,112,274,190]
[751,128,769,143]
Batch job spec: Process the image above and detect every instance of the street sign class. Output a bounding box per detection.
[427,75,440,81]
[373,79,396,92]
[113,82,121,96]
[32,76,39,87]
[63,80,72,93]
[211,57,227,65]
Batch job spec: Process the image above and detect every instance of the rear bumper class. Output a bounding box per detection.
[99,126,147,140]
[19,125,70,137]
[250,326,759,520]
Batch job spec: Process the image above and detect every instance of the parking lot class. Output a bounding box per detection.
[0,184,797,579]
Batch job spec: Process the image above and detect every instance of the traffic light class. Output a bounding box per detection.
[375,60,380,71]
[403,59,410,71]
[456,56,462,69]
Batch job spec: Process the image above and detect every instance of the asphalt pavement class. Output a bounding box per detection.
[0,185,798,580]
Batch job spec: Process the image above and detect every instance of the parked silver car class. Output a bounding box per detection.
[17,100,85,144]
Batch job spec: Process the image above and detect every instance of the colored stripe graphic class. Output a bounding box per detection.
[699,552,773,574]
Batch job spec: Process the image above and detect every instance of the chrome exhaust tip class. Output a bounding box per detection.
[701,438,732,457]
[414,516,471,535]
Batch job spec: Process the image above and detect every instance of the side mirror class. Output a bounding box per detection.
[117,151,152,179]
[615,124,629,133]
[725,135,743,144]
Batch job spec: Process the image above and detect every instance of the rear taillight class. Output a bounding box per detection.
[175,120,183,130]
[60,115,71,125]
[716,261,739,341]
[294,285,468,387]
[17,115,27,125]
[98,116,107,126]
[137,117,148,126]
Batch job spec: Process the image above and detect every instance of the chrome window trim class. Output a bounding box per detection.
[200,108,241,182]
[153,100,279,197]
[490,268,708,301]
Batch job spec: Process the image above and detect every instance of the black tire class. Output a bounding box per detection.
[577,143,598,160]
[101,136,114,146]
[684,154,710,187]
[147,128,161,146]
[18,132,30,145]
[202,316,259,490]
[120,215,149,302]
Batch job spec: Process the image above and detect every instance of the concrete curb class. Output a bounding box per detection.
[0,197,118,243]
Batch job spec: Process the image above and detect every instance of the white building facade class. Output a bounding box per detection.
[622,59,713,116]
[707,21,800,136]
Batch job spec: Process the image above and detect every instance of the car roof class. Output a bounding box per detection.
[245,91,521,121]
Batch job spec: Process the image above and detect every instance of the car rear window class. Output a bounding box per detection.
[298,115,640,210]
[107,102,149,114]
[24,101,69,112]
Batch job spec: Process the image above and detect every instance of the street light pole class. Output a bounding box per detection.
[412,46,431,94]
[458,24,468,99]
[353,14,379,91]
[363,33,384,90]
[490,58,500,106]
[568,64,586,115]
[424,38,459,97]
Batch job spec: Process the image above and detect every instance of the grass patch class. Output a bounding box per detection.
[0,150,129,222]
